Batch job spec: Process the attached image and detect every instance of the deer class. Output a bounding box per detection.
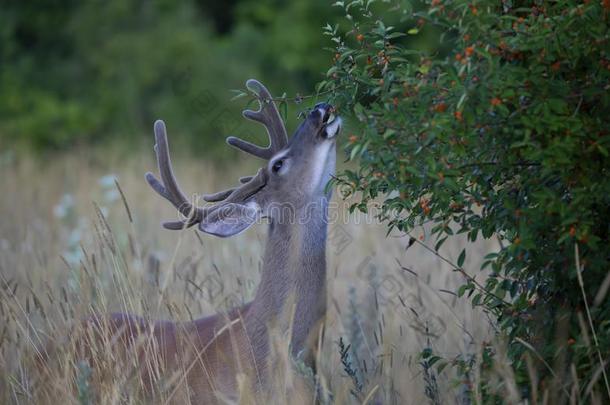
[65,79,342,403]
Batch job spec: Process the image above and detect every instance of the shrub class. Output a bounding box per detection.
[321,0,610,401]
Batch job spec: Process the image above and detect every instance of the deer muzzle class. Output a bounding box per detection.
[312,102,342,139]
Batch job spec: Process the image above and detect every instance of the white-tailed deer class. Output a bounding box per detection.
[79,80,341,403]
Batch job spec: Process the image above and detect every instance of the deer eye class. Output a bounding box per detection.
[272,159,284,173]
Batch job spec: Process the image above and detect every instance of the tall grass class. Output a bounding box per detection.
[0,148,498,403]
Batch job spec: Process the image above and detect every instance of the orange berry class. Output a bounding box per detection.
[514,237,521,245]
[356,34,364,42]
[454,111,463,121]
[551,61,561,72]
[465,46,475,57]
[569,226,576,237]
[491,97,502,106]
[567,338,576,346]
[419,198,431,215]
[469,5,478,15]
[455,53,463,61]
[348,135,358,143]
[434,102,447,113]
[463,34,471,42]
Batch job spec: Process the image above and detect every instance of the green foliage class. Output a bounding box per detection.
[420,346,442,405]
[322,0,610,401]
[0,0,340,153]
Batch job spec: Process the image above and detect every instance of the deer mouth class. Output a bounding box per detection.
[320,107,342,139]
[322,113,342,139]
[311,102,342,139]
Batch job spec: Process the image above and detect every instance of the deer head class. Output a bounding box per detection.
[145,79,342,237]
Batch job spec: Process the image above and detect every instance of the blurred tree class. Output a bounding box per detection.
[194,0,240,34]
[0,0,339,154]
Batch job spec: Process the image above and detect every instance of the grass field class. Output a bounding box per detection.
[0,147,499,403]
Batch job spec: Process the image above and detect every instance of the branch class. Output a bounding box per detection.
[456,161,540,170]
[406,233,513,308]
[242,82,352,105]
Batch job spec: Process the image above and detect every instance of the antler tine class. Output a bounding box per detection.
[203,169,266,202]
[147,120,268,230]
[145,120,205,229]
[224,168,266,201]
[202,188,234,203]
[226,79,288,160]
[201,176,255,202]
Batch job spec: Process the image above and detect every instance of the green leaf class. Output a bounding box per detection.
[457,248,466,268]
[229,90,248,101]
[418,64,430,74]
[428,355,442,366]
[457,92,468,110]
[435,236,448,251]
[407,28,419,35]
[436,361,449,373]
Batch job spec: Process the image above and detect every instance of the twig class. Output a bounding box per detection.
[456,161,540,170]
[244,82,351,104]
[407,233,512,308]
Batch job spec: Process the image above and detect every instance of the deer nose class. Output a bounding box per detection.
[311,103,335,124]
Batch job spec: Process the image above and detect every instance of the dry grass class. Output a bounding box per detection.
[0,147,498,404]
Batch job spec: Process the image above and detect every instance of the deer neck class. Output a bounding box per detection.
[246,197,329,358]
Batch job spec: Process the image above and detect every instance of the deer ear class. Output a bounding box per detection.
[199,202,259,238]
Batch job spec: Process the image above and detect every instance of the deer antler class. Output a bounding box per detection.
[145,120,266,230]
[226,79,288,159]
[146,79,286,230]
